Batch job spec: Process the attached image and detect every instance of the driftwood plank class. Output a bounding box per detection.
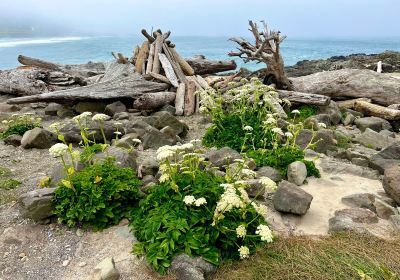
[152,33,163,74]
[146,43,155,75]
[277,90,331,106]
[132,91,176,110]
[175,83,185,116]
[186,57,237,75]
[169,47,195,76]
[135,41,150,74]
[163,44,187,83]
[354,101,400,120]
[184,80,196,116]
[7,74,169,104]
[158,53,179,87]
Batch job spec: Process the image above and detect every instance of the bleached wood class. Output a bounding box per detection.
[169,47,195,76]
[184,80,196,116]
[163,44,187,83]
[152,33,163,74]
[132,91,176,110]
[354,100,400,120]
[135,41,150,74]
[146,44,155,75]
[175,83,185,116]
[158,53,179,87]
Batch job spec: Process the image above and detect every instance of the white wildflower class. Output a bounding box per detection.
[236,225,247,238]
[92,113,110,122]
[255,224,273,243]
[1,120,8,124]
[252,202,268,216]
[183,195,196,205]
[49,143,69,158]
[234,159,245,163]
[264,117,276,125]
[259,177,277,191]
[73,112,92,122]
[157,150,175,161]
[291,109,300,115]
[114,122,123,126]
[194,197,207,206]
[114,131,122,135]
[241,169,256,179]
[238,246,250,259]
[159,173,170,183]
[284,132,293,138]
[238,188,250,203]
[243,125,253,132]
[199,106,208,114]
[49,122,61,130]
[271,127,284,136]
[131,139,142,144]
[180,143,194,150]
[318,123,327,129]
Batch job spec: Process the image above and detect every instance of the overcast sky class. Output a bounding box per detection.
[1,0,400,37]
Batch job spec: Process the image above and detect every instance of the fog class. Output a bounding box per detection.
[1,0,399,37]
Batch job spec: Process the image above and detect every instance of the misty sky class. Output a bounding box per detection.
[1,0,400,37]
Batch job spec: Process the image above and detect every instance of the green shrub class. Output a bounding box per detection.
[302,160,321,178]
[54,158,142,230]
[289,105,318,121]
[131,143,274,274]
[0,114,41,139]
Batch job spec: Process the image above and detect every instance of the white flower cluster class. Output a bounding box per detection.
[236,225,247,238]
[183,195,207,207]
[49,143,69,158]
[272,127,284,136]
[92,113,110,122]
[243,125,253,132]
[241,168,256,179]
[318,122,327,129]
[251,202,268,216]
[255,224,273,243]
[73,112,92,123]
[238,246,250,259]
[259,177,277,191]
[291,109,300,115]
[214,184,245,217]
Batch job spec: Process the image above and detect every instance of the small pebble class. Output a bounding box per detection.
[18,253,26,258]
[78,261,87,267]
[76,229,83,237]
[62,260,70,267]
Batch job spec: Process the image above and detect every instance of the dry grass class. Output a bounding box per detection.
[212,233,400,280]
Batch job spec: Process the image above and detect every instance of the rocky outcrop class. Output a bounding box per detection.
[19,188,56,221]
[273,180,313,215]
[21,128,57,149]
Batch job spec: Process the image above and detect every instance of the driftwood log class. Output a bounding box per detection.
[354,101,400,120]
[184,80,196,116]
[291,69,400,106]
[0,68,51,96]
[135,41,150,74]
[336,98,372,109]
[132,91,176,110]
[169,47,195,76]
[175,83,185,116]
[229,20,292,90]
[277,90,331,106]
[7,73,169,104]
[186,57,237,75]
[158,53,179,87]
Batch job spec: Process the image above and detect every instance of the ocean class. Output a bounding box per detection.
[0,36,399,70]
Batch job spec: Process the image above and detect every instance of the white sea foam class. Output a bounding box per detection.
[0,37,88,48]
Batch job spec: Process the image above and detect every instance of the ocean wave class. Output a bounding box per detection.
[0,37,88,48]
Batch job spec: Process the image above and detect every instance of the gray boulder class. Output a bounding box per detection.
[295,129,337,153]
[273,180,313,215]
[328,208,378,235]
[92,257,120,280]
[242,179,265,198]
[113,112,129,120]
[389,215,400,233]
[21,128,57,149]
[93,147,137,169]
[136,154,159,177]
[160,104,176,115]
[60,121,122,144]
[354,117,392,132]
[332,208,379,224]
[287,161,307,186]
[19,188,55,221]
[105,101,126,117]
[170,254,216,280]
[256,166,283,182]
[44,102,64,116]
[373,198,398,219]
[74,101,107,114]
[153,111,189,137]
[383,165,400,205]
[142,127,176,149]
[57,107,75,118]
[318,101,342,125]
[342,112,356,126]
[3,134,22,147]
[341,193,376,212]
[205,147,242,170]
[354,128,397,150]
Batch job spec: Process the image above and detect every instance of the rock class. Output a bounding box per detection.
[335,125,362,139]
[345,145,377,161]
[74,101,107,114]
[44,102,64,116]
[369,158,400,174]
[105,101,126,117]
[351,157,369,167]
[295,129,313,150]
[354,128,397,150]
[329,215,370,235]
[113,112,129,120]
[373,198,397,219]
[319,157,379,180]
[18,188,55,221]
[334,208,379,223]
[136,154,159,176]
[160,126,178,142]
[0,102,20,112]
[160,104,176,115]
[341,193,376,212]
[93,257,120,280]
[318,101,342,125]
[170,254,216,280]
[287,161,307,186]
[305,114,331,128]
[141,175,156,185]
[21,128,57,149]
[114,133,142,149]
[354,117,392,132]
[205,147,242,170]
[295,129,337,153]
[153,111,189,137]
[93,147,137,169]
[273,180,313,215]
[383,165,400,205]
[142,127,176,149]
[60,121,122,144]
[57,107,75,118]
[342,112,356,126]
[256,166,283,182]
[374,141,400,159]
[3,134,22,146]
[389,215,400,232]
[62,260,70,267]
[388,104,400,110]
[242,179,265,198]
[379,129,396,138]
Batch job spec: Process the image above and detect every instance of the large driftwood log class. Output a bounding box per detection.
[135,41,150,74]
[163,44,187,83]
[186,57,237,75]
[336,98,372,109]
[175,83,185,116]
[145,72,172,85]
[18,55,105,82]
[132,91,176,110]
[169,47,195,76]
[158,53,179,87]
[184,81,196,116]
[100,61,136,82]
[354,101,400,120]
[276,90,331,106]
[0,68,51,96]
[7,74,169,104]
[146,44,155,75]
[291,69,400,106]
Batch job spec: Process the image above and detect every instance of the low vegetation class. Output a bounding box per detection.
[0,113,41,139]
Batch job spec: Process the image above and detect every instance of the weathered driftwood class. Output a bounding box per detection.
[169,47,195,76]
[132,91,176,110]
[229,20,292,90]
[163,44,187,83]
[100,61,136,83]
[135,41,150,74]
[17,55,105,82]
[196,75,210,89]
[0,67,51,96]
[336,98,372,109]
[7,74,169,104]
[184,80,196,116]
[175,83,185,116]
[158,53,179,87]
[205,76,224,86]
[152,33,164,74]
[186,57,237,75]
[354,101,400,120]
[145,72,172,85]
[291,69,400,106]
[277,90,331,106]
[146,44,155,75]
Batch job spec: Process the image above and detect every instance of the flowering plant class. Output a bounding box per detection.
[131,141,273,274]
[0,113,41,139]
